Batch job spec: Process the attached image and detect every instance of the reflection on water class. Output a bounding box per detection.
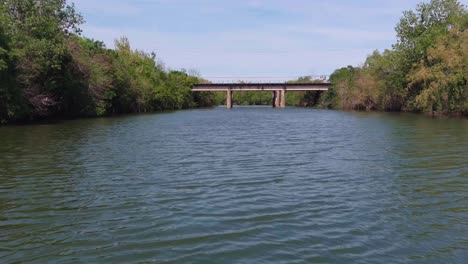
[1,107,467,263]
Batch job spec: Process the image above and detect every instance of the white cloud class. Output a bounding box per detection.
[72,0,142,16]
[82,24,376,79]
[76,0,468,78]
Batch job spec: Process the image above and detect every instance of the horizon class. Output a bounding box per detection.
[73,0,468,81]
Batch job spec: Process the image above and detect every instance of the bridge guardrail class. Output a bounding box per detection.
[201,75,329,84]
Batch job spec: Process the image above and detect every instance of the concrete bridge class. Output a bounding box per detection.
[192,82,331,108]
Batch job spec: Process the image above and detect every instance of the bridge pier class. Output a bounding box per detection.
[192,82,331,109]
[272,91,280,108]
[280,89,286,108]
[226,90,233,109]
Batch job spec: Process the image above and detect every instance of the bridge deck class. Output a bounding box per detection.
[193,82,331,91]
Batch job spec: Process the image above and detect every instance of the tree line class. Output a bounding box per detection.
[322,0,467,116]
[1,0,466,123]
[215,0,467,116]
[0,0,215,123]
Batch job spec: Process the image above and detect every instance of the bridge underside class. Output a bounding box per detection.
[193,83,331,109]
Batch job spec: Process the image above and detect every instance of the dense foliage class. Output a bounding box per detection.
[0,0,214,123]
[1,0,466,122]
[322,0,468,116]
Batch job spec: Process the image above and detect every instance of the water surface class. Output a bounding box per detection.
[0,107,467,263]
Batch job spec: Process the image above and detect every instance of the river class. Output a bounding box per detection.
[0,106,467,263]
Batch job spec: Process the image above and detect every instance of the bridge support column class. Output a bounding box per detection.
[280,89,286,108]
[226,90,233,109]
[272,91,280,107]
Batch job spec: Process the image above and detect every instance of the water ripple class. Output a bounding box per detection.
[0,107,467,263]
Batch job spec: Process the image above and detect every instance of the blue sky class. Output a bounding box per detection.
[72,0,468,81]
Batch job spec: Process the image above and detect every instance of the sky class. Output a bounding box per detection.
[72,0,468,81]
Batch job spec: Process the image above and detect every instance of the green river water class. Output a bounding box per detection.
[0,106,467,263]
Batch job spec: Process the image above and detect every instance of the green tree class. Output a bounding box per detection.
[408,26,468,114]
[112,36,159,113]
[363,50,406,111]
[395,0,467,108]
[1,0,83,118]
[395,0,466,62]
[0,3,21,123]
[0,1,216,123]
[323,0,467,115]
[63,37,115,116]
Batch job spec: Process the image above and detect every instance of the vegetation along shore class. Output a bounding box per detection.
[0,0,467,124]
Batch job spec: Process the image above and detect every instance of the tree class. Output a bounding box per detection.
[408,26,468,114]
[395,0,466,62]
[364,50,407,111]
[0,1,216,123]
[1,0,84,118]
[394,0,467,109]
[321,1,467,115]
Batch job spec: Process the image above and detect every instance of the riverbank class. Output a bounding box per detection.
[3,103,467,126]
[0,105,219,126]
[318,1,467,115]
[318,105,468,118]
[1,0,466,123]
[1,2,216,124]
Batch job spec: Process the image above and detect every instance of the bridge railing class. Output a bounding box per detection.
[201,75,329,84]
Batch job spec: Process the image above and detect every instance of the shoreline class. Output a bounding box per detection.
[2,105,466,126]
